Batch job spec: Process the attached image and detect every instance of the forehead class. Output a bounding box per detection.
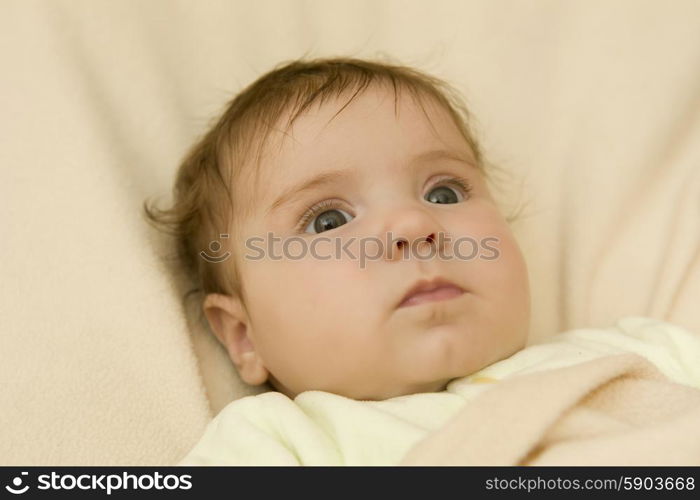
[242,85,474,214]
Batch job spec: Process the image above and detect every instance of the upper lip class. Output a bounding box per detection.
[397,277,464,308]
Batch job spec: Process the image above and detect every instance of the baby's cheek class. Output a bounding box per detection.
[495,235,529,291]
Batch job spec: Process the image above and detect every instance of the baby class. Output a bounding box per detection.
[145,57,700,465]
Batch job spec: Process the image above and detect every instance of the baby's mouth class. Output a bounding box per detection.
[397,278,465,308]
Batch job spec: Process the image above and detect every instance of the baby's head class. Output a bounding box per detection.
[145,57,530,401]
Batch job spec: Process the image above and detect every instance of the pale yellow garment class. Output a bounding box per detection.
[178,317,700,466]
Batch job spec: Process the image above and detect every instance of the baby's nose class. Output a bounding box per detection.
[382,208,445,261]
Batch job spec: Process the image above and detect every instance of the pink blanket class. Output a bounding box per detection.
[401,354,700,465]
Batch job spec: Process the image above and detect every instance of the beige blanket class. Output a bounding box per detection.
[401,354,700,465]
[2,0,699,465]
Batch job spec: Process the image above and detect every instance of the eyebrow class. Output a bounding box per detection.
[266,148,476,215]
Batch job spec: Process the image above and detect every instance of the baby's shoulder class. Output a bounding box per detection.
[214,390,296,420]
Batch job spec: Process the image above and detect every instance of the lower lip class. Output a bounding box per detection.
[399,285,464,308]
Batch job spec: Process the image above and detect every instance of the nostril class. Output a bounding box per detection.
[426,233,436,244]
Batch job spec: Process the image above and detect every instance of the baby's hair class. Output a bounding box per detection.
[143,55,522,316]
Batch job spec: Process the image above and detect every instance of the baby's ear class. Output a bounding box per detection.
[202,293,269,386]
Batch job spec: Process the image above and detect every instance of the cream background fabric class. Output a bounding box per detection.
[2,0,699,465]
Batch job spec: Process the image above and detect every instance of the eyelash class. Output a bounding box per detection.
[294,175,473,233]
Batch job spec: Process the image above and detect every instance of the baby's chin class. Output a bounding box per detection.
[276,376,456,402]
[380,377,455,400]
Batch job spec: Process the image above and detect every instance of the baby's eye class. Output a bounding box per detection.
[303,207,354,234]
[424,177,471,204]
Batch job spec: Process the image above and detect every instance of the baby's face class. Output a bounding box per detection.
[228,85,530,400]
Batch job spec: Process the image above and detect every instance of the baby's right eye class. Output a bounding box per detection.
[298,199,354,234]
[305,208,353,234]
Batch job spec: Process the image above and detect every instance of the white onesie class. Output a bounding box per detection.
[178,316,700,465]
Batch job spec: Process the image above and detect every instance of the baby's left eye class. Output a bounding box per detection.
[424,178,471,204]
